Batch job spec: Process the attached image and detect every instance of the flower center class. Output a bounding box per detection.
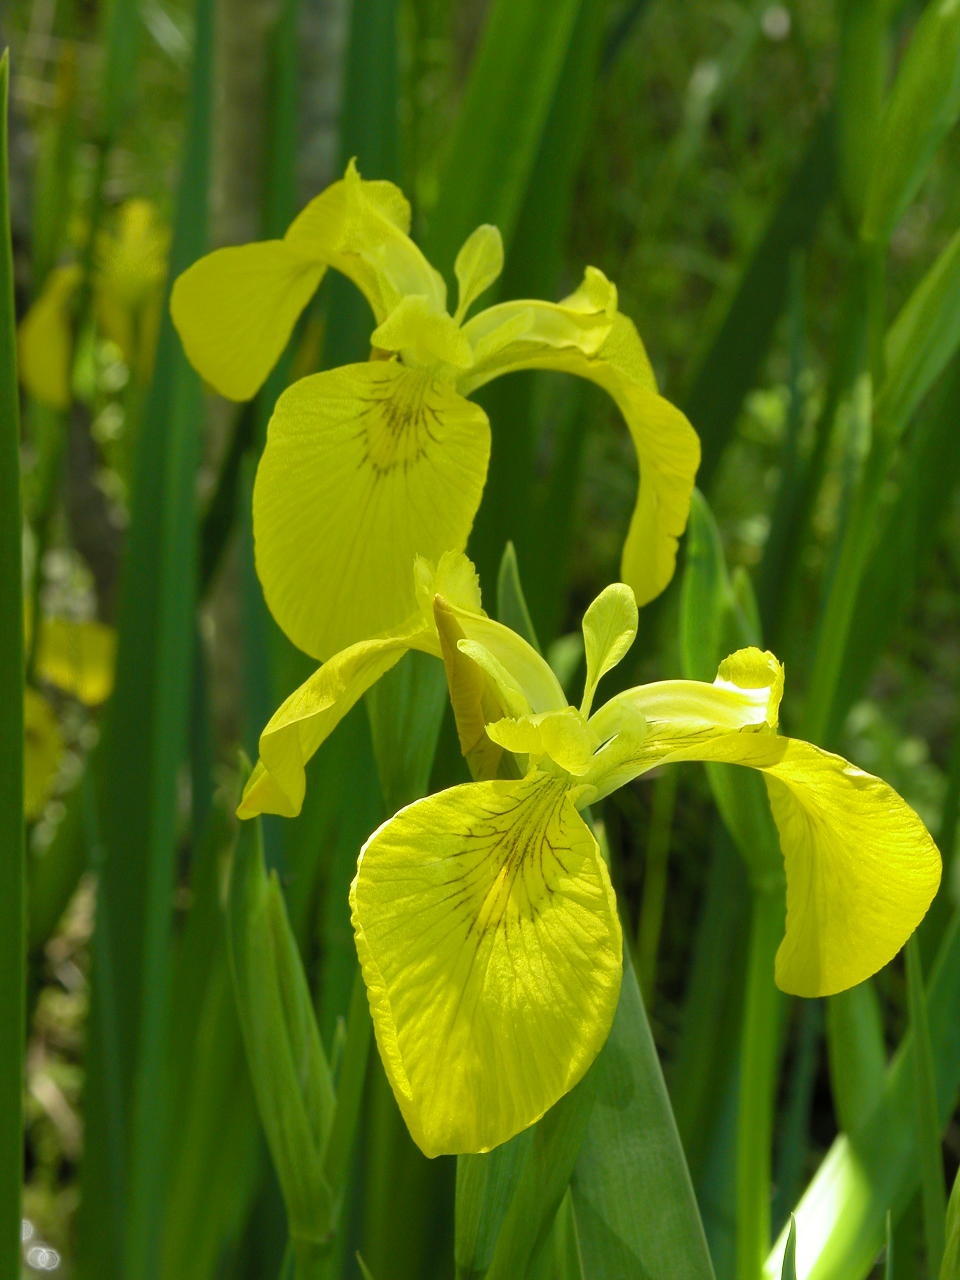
[359,368,439,476]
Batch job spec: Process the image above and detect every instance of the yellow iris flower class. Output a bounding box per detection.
[238,557,940,1158]
[171,161,700,660]
[19,200,169,409]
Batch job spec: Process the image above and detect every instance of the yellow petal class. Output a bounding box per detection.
[454,225,504,322]
[656,728,941,997]
[587,647,783,797]
[486,710,598,777]
[253,362,490,659]
[351,772,622,1156]
[18,264,81,409]
[580,583,638,716]
[434,598,567,716]
[463,296,699,606]
[370,296,473,371]
[762,742,941,997]
[461,266,619,368]
[585,648,940,996]
[286,160,446,321]
[24,689,63,820]
[35,617,116,705]
[238,632,419,819]
[170,240,326,400]
[433,597,518,781]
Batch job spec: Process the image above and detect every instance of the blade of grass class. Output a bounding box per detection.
[463,0,607,610]
[425,0,582,270]
[77,1,217,1273]
[0,47,25,1280]
[941,1161,960,1278]
[764,912,960,1279]
[906,937,946,1274]
[781,1218,798,1280]
[684,112,834,488]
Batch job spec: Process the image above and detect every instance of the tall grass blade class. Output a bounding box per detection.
[876,225,960,447]
[906,938,946,1274]
[764,914,960,1279]
[861,0,960,243]
[941,1163,960,1278]
[684,113,833,487]
[78,1,216,1272]
[781,1218,798,1280]
[0,48,25,1280]
[426,0,582,269]
[465,0,606,609]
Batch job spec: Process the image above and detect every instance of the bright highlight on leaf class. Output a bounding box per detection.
[242,559,941,1156]
[172,160,700,658]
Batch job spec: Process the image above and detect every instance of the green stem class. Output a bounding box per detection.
[736,886,785,1280]
[0,51,26,1280]
[635,772,678,1000]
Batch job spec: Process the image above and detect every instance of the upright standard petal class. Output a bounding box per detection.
[351,773,622,1156]
[286,161,446,321]
[171,162,445,401]
[170,240,326,400]
[462,294,699,607]
[580,583,638,716]
[253,362,490,659]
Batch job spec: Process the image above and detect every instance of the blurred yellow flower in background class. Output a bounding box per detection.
[18,199,169,409]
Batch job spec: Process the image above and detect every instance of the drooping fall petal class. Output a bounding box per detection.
[351,772,622,1157]
[253,362,490,659]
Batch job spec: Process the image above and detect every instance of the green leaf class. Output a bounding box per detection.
[862,0,960,243]
[836,0,888,227]
[940,1163,960,1279]
[570,949,717,1280]
[226,800,336,1245]
[366,651,449,813]
[496,543,541,653]
[77,5,218,1267]
[765,913,960,1279]
[906,938,946,1274]
[680,491,782,889]
[684,113,834,487]
[876,226,960,446]
[426,0,582,269]
[0,48,26,1280]
[781,1217,798,1280]
[456,1134,534,1279]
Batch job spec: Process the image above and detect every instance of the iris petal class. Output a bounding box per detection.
[253,362,489,659]
[351,772,622,1156]
[463,299,699,607]
[170,240,325,401]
